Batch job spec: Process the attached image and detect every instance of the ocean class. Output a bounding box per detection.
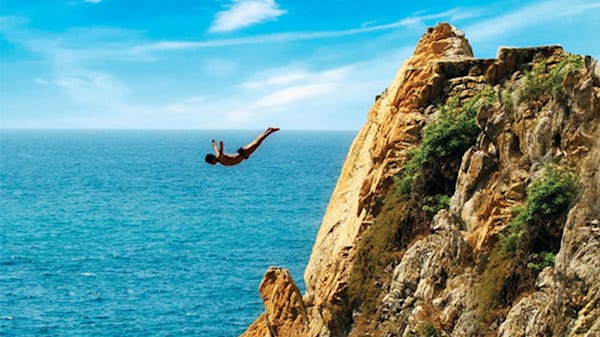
[0,130,354,337]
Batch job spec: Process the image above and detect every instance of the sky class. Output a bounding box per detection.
[1,0,599,130]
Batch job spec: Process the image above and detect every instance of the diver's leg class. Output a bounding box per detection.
[241,127,279,156]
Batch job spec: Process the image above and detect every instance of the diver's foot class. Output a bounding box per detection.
[268,127,280,133]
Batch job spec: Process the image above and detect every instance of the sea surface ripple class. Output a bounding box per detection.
[0,130,354,337]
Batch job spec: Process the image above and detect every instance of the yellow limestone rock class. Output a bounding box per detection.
[302,23,474,334]
[240,22,600,337]
[240,22,476,337]
[240,268,309,337]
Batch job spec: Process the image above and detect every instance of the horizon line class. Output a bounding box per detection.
[0,127,360,132]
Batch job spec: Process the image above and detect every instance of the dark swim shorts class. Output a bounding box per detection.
[237,147,250,159]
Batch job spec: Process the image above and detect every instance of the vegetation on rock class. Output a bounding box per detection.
[396,86,496,207]
[347,187,406,314]
[475,245,514,326]
[476,164,578,328]
[241,25,599,337]
[501,164,578,256]
[412,321,439,337]
[527,251,556,271]
[349,86,497,315]
[518,54,584,103]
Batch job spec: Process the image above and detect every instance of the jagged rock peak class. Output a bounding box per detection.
[239,22,600,337]
[412,23,473,62]
[242,267,309,337]
[241,22,480,337]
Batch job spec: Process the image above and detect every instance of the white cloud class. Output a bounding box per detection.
[253,83,336,109]
[558,2,600,16]
[239,66,348,90]
[235,66,351,114]
[240,47,413,129]
[465,0,600,43]
[54,70,129,105]
[183,96,205,103]
[164,103,190,113]
[164,96,206,113]
[128,8,478,55]
[361,20,378,28]
[16,2,600,130]
[210,0,287,33]
[111,49,410,129]
[202,58,238,77]
[263,72,309,86]
[84,0,102,4]
[34,77,49,85]
[239,70,310,90]
[0,9,468,59]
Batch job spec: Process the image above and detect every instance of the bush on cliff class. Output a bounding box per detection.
[397,86,496,202]
[527,252,556,271]
[518,54,584,103]
[501,164,578,256]
[412,321,439,337]
[421,194,451,215]
[350,86,497,316]
[477,164,578,326]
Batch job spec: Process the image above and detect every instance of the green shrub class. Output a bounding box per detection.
[397,86,496,198]
[500,206,526,254]
[416,321,439,337]
[422,194,451,214]
[394,148,423,197]
[501,164,578,255]
[519,60,547,102]
[518,54,584,103]
[501,85,515,115]
[480,165,577,328]
[526,165,578,219]
[421,87,494,164]
[527,252,556,270]
[420,98,477,161]
[350,86,497,316]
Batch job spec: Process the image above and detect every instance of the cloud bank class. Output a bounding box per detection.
[210,0,287,33]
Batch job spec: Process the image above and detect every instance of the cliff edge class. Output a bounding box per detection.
[241,23,600,337]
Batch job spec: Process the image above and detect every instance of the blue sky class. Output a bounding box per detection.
[1,0,599,130]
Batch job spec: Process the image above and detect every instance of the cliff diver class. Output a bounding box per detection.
[205,127,280,166]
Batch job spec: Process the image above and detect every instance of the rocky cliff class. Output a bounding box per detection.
[240,23,600,337]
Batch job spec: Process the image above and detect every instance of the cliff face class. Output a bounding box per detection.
[240,23,600,337]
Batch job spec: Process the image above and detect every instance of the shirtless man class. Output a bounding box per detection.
[205,127,280,166]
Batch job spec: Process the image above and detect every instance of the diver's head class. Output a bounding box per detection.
[205,154,218,165]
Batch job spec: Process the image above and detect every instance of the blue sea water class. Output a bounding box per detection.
[0,130,354,337]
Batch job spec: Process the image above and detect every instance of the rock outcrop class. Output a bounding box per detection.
[240,23,600,337]
[244,268,311,336]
